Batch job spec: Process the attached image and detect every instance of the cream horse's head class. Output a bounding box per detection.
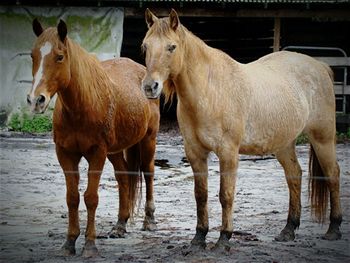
[141,9,183,99]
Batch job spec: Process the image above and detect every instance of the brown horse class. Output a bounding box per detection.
[28,19,160,257]
[141,9,342,250]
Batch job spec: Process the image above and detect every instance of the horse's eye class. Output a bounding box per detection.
[56,54,64,62]
[168,44,176,53]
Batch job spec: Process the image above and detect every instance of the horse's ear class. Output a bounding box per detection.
[57,19,67,43]
[33,18,43,37]
[145,8,158,28]
[169,9,180,31]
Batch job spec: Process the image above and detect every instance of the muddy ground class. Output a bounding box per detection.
[0,130,349,263]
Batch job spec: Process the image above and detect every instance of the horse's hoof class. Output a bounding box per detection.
[212,240,231,253]
[190,237,206,250]
[109,225,126,238]
[322,228,342,240]
[181,242,206,257]
[82,240,99,258]
[181,242,205,257]
[275,229,295,242]
[61,240,76,256]
[142,220,157,231]
[212,231,232,252]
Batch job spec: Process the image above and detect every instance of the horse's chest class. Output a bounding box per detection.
[54,127,107,154]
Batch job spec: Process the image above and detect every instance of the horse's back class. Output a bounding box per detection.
[102,57,159,113]
[240,51,335,154]
[256,51,335,124]
[254,51,334,99]
[102,57,145,89]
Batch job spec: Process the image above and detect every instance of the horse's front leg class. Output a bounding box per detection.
[185,145,209,249]
[214,147,239,251]
[82,146,107,258]
[56,146,82,256]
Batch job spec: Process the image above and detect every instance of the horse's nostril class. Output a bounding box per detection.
[152,82,159,90]
[37,95,46,105]
[27,95,31,105]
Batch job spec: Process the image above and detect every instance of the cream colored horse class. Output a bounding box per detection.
[141,9,342,250]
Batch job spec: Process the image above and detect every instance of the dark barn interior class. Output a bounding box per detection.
[3,0,350,130]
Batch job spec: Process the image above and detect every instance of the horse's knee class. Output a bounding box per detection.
[219,190,234,208]
[67,191,80,209]
[84,192,98,210]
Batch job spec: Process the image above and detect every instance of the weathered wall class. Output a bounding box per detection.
[0,6,124,125]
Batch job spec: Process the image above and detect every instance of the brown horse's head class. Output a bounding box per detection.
[141,9,183,99]
[28,19,70,113]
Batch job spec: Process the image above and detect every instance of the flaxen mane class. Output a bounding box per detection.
[66,37,113,115]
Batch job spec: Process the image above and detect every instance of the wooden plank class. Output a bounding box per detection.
[273,17,280,52]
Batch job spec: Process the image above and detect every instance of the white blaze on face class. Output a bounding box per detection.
[31,41,52,97]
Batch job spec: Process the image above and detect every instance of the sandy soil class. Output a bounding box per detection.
[0,131,349,263]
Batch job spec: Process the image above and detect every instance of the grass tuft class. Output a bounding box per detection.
[8,112,52,133]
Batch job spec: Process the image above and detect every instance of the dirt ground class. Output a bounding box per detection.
[0,130,349,263]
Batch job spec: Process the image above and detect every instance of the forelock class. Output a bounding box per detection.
[34,27,60,48]
[146,17,182,40]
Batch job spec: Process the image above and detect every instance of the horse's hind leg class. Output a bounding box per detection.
[275,142,302,242]
[140,135,157,231]
[56,146,82,256]
[108,152,130,238]
[308,133,342,240]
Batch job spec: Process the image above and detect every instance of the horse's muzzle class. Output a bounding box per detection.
[27,94,48,114]
[143,81,161,99]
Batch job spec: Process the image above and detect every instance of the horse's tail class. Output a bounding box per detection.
[308,145,328,223]
[126,143,142,219]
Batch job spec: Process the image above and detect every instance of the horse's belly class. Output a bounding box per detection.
[240,121,304,155]
[239,143,276,155]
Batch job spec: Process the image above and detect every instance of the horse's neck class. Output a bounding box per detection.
[58,40,112,120]
[174,32,236,110]
[175,34,207,101]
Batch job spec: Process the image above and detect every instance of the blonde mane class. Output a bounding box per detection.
[66,38,113,115]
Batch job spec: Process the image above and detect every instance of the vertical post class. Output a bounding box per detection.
[273,17,281,52]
